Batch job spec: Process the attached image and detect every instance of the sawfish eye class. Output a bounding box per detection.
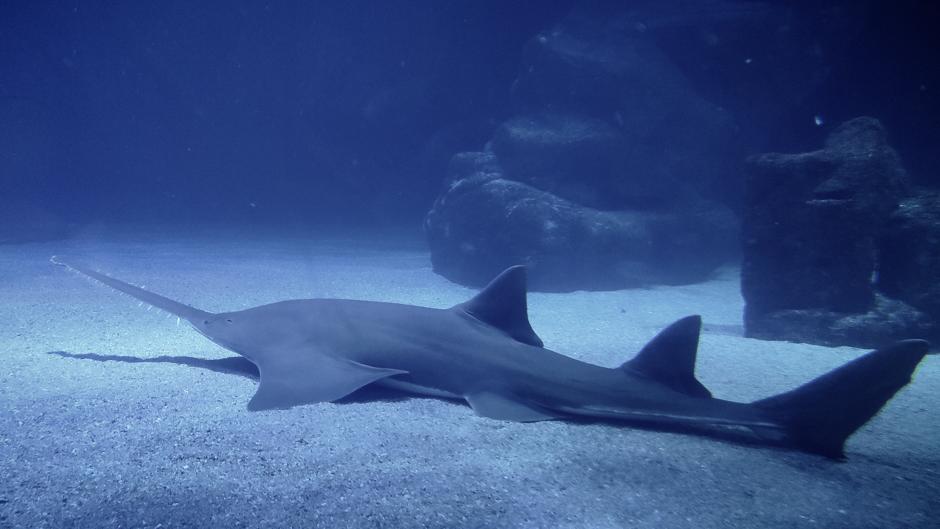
[225,318,233,324]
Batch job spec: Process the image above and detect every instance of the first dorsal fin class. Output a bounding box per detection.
[454,265,544,347]
[621,315,711,398]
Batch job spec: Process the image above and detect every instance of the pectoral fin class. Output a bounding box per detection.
[248,351,407,411]
[465,391,562,422]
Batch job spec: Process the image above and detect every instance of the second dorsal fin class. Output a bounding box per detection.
[454,265,544,347]
[621,315,711,398]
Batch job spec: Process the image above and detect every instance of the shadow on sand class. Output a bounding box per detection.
[46,350,410,403]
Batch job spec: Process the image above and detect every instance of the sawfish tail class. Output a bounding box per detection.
[753,339,930,459]
[50,256,212,323]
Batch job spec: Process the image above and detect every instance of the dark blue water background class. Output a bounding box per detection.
[2,0,938,228]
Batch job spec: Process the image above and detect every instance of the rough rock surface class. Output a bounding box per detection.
[878,191,940,325]
[510,11,739,203]
[744,294,933,349]
[742,117,930,347]
[426,152,736,291]
[426,9,741,291]
[490,113,677,210]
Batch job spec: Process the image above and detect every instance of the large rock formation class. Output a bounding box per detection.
[426,152,736,291]
[509,10,739,203]
[489,113,681,211]
[878,191,940,327]
[425,9,740,291]
[742,117,933,347]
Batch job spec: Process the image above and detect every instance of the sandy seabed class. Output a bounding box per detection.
[1,227,938,529]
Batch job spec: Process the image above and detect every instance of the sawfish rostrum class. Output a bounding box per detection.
[51,257,930,459]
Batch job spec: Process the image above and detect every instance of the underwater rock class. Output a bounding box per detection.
[510,10,739,203]
[425,152,736,291]
[424,7,745,291]
[878,190,940,327]
[490,112,677,210]
[742,117,916,347]
[745,294,933,349]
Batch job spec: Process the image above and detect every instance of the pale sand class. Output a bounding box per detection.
[1,228,938,528]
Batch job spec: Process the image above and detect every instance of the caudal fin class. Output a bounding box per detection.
[754,339,930,458]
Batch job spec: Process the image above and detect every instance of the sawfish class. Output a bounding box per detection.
[51,257,930,459]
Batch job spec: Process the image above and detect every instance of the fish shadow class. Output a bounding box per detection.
[41,351,843,461]
[45,350,411,403]
[48,350,261,379]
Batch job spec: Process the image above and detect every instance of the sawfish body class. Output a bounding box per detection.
[52,258,930,458]
[219,298,762,426]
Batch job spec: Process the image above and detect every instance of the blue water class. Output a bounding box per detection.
[2,2,939,527]
[3,1,937,230]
